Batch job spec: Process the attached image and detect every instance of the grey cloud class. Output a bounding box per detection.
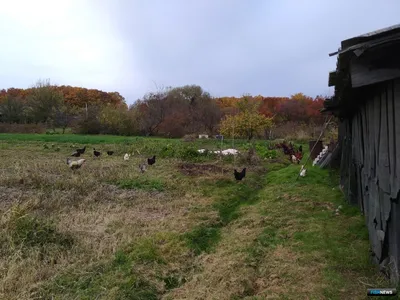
[1,0,400,104]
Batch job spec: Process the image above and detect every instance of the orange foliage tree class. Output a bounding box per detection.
[0,79,327,137]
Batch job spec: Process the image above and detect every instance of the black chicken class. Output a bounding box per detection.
[76,146,86,154]
[71,151,81,157]
[147,155,156,165]
[93,148,101,157]
[234,168,246,181]
[298,145,303,153]
[107,151,114,156]
[282,142,295,156]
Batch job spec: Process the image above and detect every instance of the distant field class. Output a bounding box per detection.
[0,136,393,299]
[0,133,168,144]
[0,132,248,147]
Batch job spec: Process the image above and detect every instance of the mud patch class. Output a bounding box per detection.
[178,163,229,176]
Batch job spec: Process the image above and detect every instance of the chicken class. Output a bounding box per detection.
[298,145,303,153]
[76,146,86,154]
[124,153,130,161]
[234,168,246,181]
[294,152,303,163]
[291,155,299,164]
[139,163,146,173]
[71,151,80,157]
[93,148,101,157]
[281,142,295,156]
[107,151,114,156]
[300,165,306,177]
[66,158,86,170]
[147,155,156,165]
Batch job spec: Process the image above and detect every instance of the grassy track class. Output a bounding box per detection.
[0,133,394,299]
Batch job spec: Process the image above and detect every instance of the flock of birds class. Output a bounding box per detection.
[45,141,315,182]
[62,145,157,173]
[273,141,304,164]
[56,144,248,182]
[272,141,307,177]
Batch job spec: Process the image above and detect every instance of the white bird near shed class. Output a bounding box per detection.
[300,165,306,177]
[124,153,131,161]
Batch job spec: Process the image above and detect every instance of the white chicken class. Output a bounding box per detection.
[300,165,306,177]
[66,158,86,170]
[124,153,131,161]
[291,155,298,164]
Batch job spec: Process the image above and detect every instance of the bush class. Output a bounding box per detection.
[73,118,102,134]
[271,121,322,141]
[182,134,196,142]
[3,207,74,253]
[0,123,46,133]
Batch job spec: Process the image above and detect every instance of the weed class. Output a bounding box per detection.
[116,178,165,192]
[183,224,221,255]
[37,261,159,300]
[5,207,73,250]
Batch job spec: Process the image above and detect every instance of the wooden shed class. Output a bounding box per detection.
[323,24,400,284]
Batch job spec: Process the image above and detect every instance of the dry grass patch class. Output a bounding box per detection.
[177,163,229,176]
[252,245,326,298]
[164,204,266,300]
[0,141,233,299]
[0,139,394,299]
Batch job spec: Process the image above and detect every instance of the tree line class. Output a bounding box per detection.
[0,79,327,139]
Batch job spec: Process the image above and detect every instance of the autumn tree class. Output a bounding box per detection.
[220,112,273,141]
[27,79,65,130]
[278,93,319,124]
[0,95,25,123]
[220,96,273,141]
[166,85,220,134]
[99,104,139,136]
[195,97,221,134]
[0,79,327,137]
[135,89,170,136]
[54,104,81,133]
[73,104,103,134]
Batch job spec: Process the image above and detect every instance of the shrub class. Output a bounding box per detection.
[271,121,322,141]
[0,123,46,133]
[182,134,196,142]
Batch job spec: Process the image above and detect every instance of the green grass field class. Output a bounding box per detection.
[0,133,394,299]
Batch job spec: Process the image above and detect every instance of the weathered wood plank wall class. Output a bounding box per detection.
[339,78,400,283]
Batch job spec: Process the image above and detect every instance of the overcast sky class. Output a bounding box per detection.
[0,0,399,104]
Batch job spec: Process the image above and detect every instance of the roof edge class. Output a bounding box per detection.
[328,23,400,57]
